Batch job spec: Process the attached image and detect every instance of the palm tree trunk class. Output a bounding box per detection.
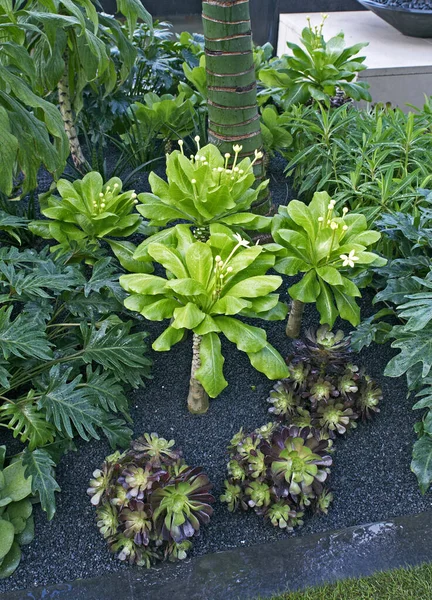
[187,334,210,414]
[286,300,305,338]
[57,59,87,171]
[202,0,270,214]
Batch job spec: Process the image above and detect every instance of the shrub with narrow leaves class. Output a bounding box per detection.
[88,434,214,566]
[221,423,333,530]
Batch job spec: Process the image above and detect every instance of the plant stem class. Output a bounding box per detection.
[187,334,209,415]
[286,299,305,338]
[58,56,87,170]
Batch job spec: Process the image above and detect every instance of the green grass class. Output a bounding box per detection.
[269,563,432,600]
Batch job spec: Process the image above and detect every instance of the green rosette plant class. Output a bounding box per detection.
[134,140,270,258]
[88,434,214,567]
[221,423,332,529]
[120,224,289,414]
[29,172,148,266]
[258,15,371,109]
[0,448,35,579]
[272,191,386,338]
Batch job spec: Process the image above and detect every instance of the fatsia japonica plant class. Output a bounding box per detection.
[88,433,214,567]
[120,224,289,414]
[271,191,386,338]
[134,140,270,259]
[0,247,151,519]
[29,172,151,268]
[221,423,333,529]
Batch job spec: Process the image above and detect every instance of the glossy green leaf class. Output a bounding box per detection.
[195,333,227,398]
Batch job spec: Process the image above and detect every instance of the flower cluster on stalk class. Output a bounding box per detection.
[88,434,214,567]
[177,137,263,196]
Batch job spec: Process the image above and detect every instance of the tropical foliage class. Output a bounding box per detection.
[120,225,288,413]
[0,247,151,520]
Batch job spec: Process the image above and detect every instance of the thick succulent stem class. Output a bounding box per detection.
[286,300,305,338]
[57,59,87,171]
[202,0,270,214]
[187,334,209,414]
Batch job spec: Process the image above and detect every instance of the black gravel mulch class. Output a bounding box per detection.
[1,154,431,595]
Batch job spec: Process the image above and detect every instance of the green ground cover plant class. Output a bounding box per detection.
[267,563,432,600]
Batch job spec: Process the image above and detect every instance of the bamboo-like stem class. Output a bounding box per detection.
[286,300,305,338]
[187,334,209,414]
[57,58,87,170]
[202,0,270,214]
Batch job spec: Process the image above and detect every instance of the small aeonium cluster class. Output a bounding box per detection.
[88,433,214,567]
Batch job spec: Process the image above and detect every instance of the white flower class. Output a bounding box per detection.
[226,266,233,273]
[100,203,106,209]
[191,179,197,184]
[99,193,104,198]
[178,140,184,146]
[328,201,336,209]
[233,232,250,247]
[343,207,349,215]
[330,221,338,230]
[215,255,221,262]
[194,135,200,142]
[254,149,263,159]
[342,225,348,231]
[224,153,231,159]
[233,144,243,153]
[340,250,359,268]
[318,217,324,222]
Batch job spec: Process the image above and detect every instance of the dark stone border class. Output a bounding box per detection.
[2,511,432,600]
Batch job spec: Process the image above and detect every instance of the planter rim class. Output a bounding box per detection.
[358,0,432,14]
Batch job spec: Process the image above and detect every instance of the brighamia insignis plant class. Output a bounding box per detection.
[272,191,386,337]
[258,15,371,109]
[134,140,270,258]
[30,172,146,265]
[120,224,288,414]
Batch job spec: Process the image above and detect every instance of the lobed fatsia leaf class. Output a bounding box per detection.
[22,448,60,521]
[36,367,104,441]
[80,321,152,387]
[83,258,124,302]
[0,307,52,361]
[82,366,131,420]
[0,393,56,451]
[100,416,133,449]
[411,435,432,494]
[385,330,432,379]
[0,261,79,300]
[63,291,120,319]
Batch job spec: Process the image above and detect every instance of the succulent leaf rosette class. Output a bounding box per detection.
[88,434,214,567]
[271,191,386,337]
[30,172,146,266]
[120,224,288,414]
[267,326,381,440]
[133,140,271,259]
[221,423,332,530]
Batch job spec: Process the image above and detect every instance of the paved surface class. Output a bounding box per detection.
[2,511,432,600]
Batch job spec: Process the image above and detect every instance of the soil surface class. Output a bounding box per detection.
[1,154,431,595]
